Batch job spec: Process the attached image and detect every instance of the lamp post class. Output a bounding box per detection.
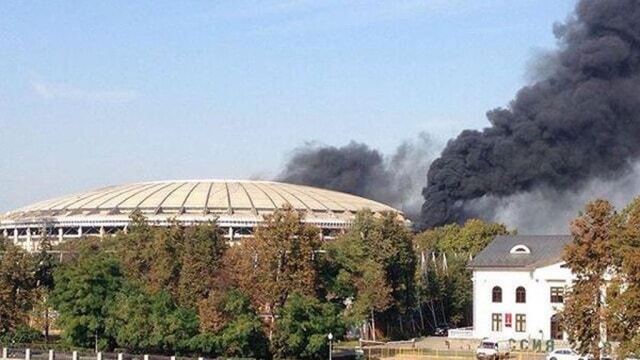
[328,332,333,360]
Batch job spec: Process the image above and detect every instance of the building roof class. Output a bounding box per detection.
[468,235,572,270]
[0,180,403,227]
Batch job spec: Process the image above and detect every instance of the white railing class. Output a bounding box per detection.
[448,327,475,339]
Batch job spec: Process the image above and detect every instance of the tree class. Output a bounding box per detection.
[116,214,228,309]
[106,287,199,354]
[195,289,269,358]
[50,250,123,350]
[33,232,58,341]
[413,219,508,329]
[604,197,640,356]
[414,219,508,255]
[271,292,344,360]
[0,244,36,335]
[562,199,615,360]
[322,210,415,339]
[225,205,321,319]
[177,223,227,309]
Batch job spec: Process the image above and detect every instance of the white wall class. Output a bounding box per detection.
[472,263,572,340]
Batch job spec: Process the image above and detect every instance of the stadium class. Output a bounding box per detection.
[0,179,406,251]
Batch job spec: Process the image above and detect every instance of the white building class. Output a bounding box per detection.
[468,235,573,341]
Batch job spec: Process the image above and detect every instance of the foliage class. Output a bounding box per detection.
[415,219,508,255]
[34,232,57,291]
[0,325,43,345]
[194,289,269,358]
[0,244,37,335]
[271,292,344,360]
[106,287,199,354]
[225,205,321,314]
[604,198,640,356]
[177,223,227,308]
[0,206,513,356]
[562,199,615,360]
[320,210,416,339]
[413,219,508,329]
[115,214,227,309]
[50,250,123,350]
[115,213,181,297]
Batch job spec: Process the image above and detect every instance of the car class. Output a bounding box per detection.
[546,348,581,360]
[476,339,510,360]
[546,349,581,360]
[434,324,450,336]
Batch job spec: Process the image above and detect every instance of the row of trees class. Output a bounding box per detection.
[563,198,640,359]
[0,206,507,358]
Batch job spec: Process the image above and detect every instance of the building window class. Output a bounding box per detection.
[551,314,563,340]
[550,287,564,303]
[516,286,526,303]
[492,313,503,332]
[515,314,526,332]
[492,286,502,303]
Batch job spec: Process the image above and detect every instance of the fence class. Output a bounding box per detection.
[447,328,474,340]
[0,348,239,360]
[359,347,547,360]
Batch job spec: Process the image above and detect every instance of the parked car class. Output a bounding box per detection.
[546,348,581,360]
[434,324,450,336]
[476,339,510,360]
[546,349,611,360]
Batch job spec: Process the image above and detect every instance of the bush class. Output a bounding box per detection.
[0,325,43,345]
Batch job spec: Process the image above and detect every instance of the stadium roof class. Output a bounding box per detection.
[0,180,402,227]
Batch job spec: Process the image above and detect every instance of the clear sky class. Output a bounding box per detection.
[0,0,577,212]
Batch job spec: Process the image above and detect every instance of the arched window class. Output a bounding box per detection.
[510,245,531,254]
[492,286,502,303]
[516,286,526,303]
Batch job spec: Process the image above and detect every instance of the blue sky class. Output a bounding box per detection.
[0,0,576,211]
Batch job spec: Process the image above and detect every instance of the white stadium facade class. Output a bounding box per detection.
[0,179,406,251]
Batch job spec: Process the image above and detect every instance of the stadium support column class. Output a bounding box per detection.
[100,226,105,238]
[2,229,7,238]
[228,227,234,242]
[13,229,18,243]
[58,228,63,242]
[78,226,83,237]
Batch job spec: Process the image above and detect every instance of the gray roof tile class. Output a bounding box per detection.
[468,235,572,269]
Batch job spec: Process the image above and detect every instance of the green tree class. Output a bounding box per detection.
[106,287,199,354]
[50,250,123,350]
[0,244,36,335]
[322,210,415,338]
[33,232,58,341]
[271,292,344,360]
[414,219,508,255]
[195,289,269,358]
[562,199,615,360]
[413,219,508,329]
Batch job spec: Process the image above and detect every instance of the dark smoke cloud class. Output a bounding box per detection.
[467,161,640,234]
[420,0,640,230]
[279,133,440,220]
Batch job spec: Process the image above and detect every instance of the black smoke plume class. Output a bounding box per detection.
[279,134,439,220]
[420,0,640,229]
